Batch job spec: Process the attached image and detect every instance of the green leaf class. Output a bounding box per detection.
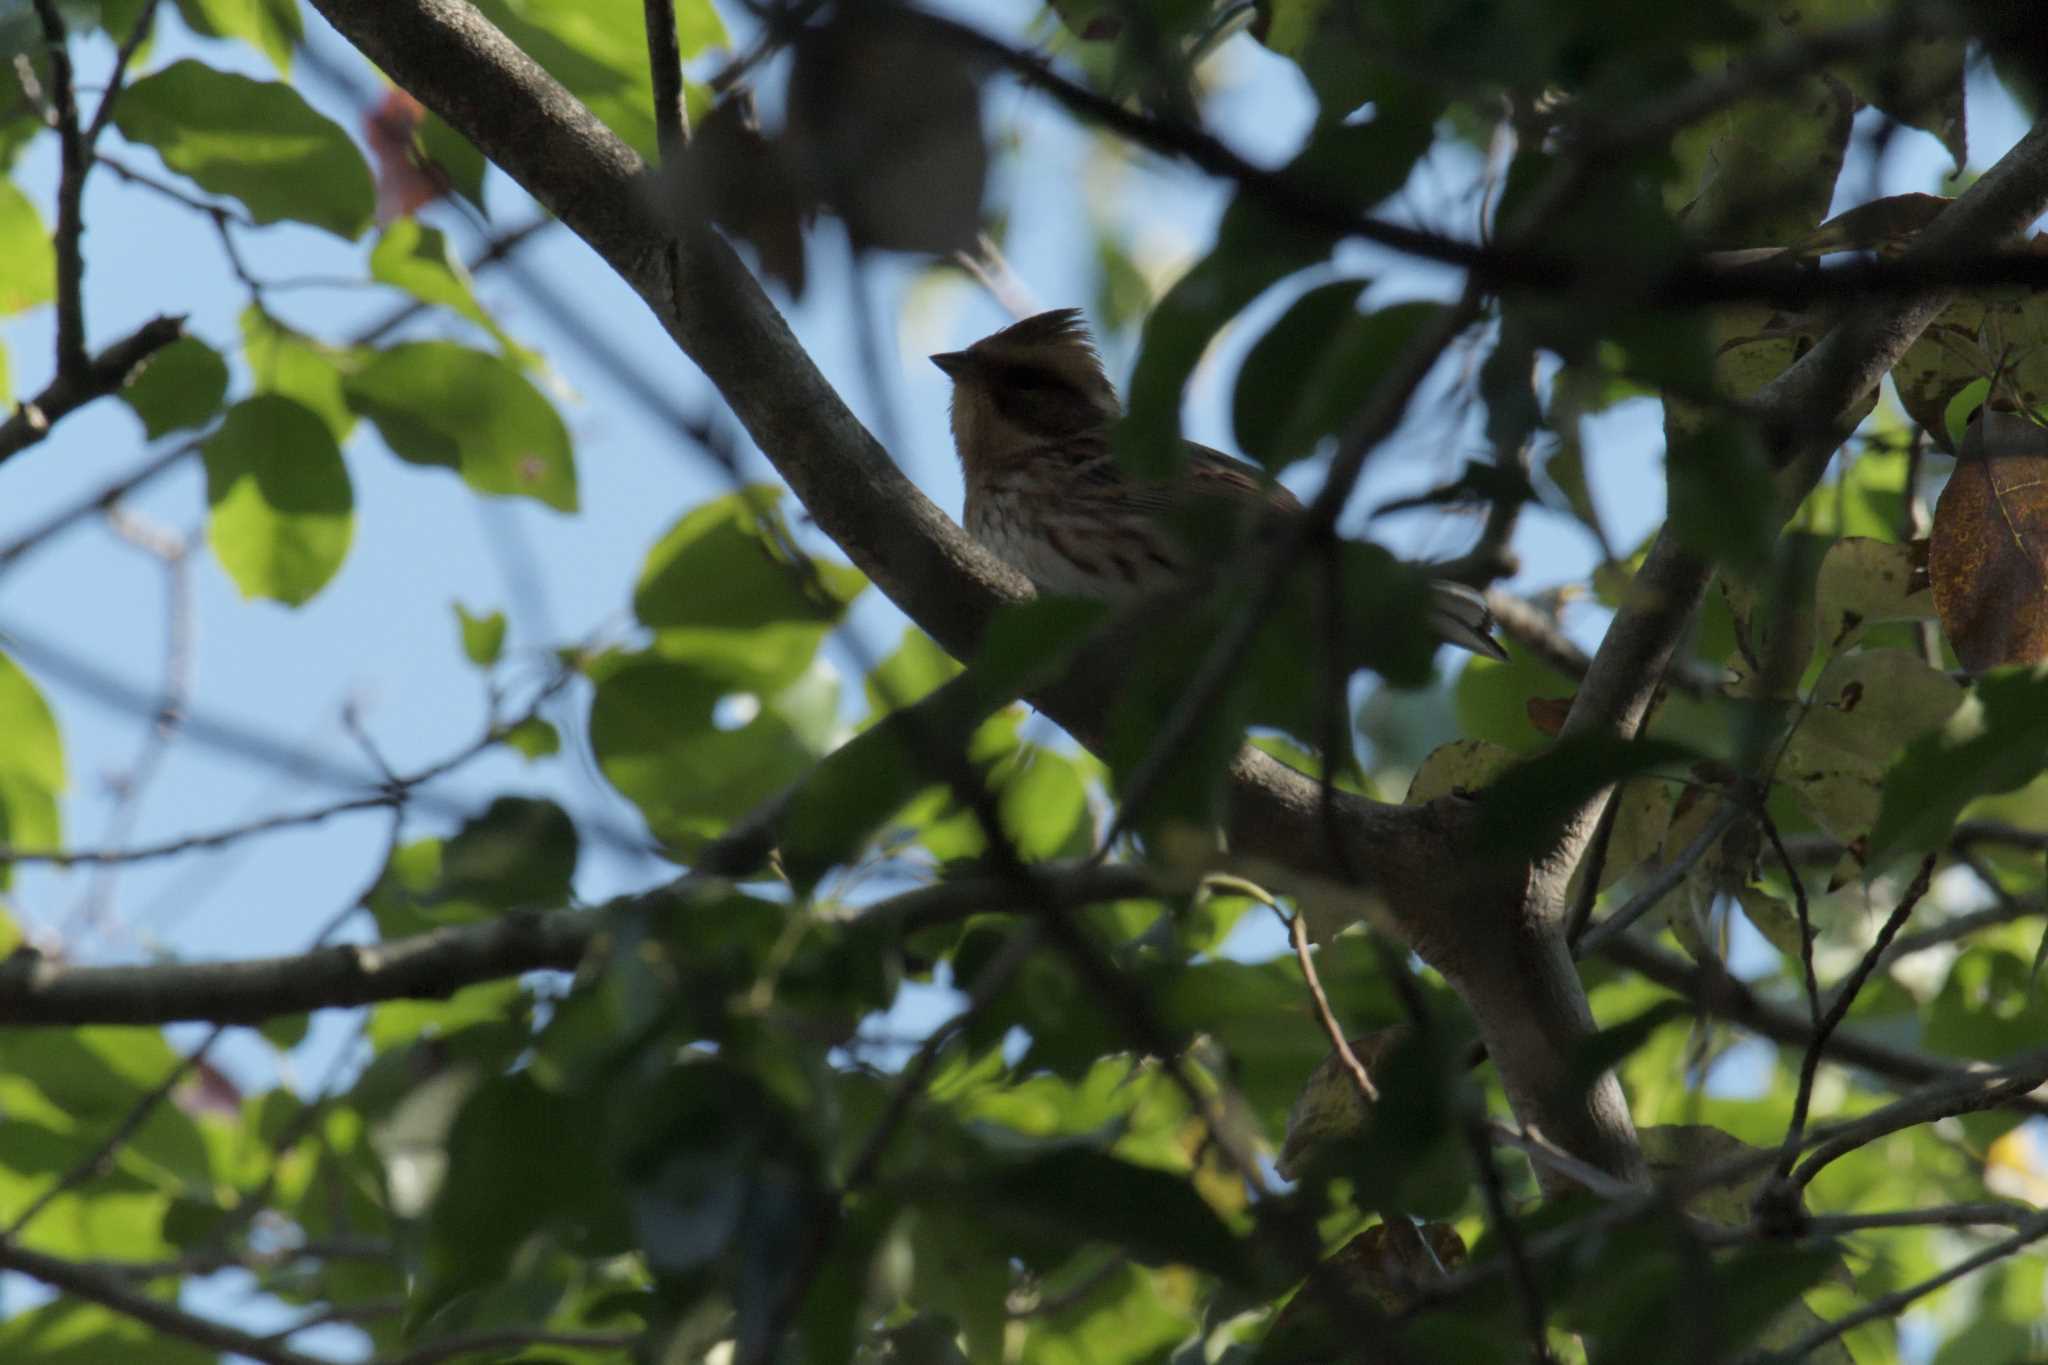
[1015,1263,1197,1365]
[636,487,866,635]
[502,716,560,760]
[1945,376,1991,450]
[1454,643,1580,753]
[344,341,577,510]
[1868,666,2048,869]
[202,395,353,605]
[0,651,64,878]
[1667,419,1776,573]
[778,599,1105,891]
[173,0,301,73]
[113,60,373,237]
[0,178,54,314]
[453,602,507,666]
[590,653,835,852]
[418,1072,616,1322]
[119,336,228,437]
[0,1300,214,1365]
[436,796,577,912]
[1779,650,1964,846]
[1232,279,1369,470]
[951,1147,1252,1283]
[241,306,357,440]
[475,0,726,159]
[369,220,527,359]
[1478,735,1698,862]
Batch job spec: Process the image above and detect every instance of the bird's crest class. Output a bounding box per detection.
[980,308,1097,356]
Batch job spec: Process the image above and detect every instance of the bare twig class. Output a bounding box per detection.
[1744,1209,2048,1364]
[1574,801,1742,955]
[1774,854,1937,1179]
[1285,906,1378,1103]
[0,437,198,571]
[1790,1047,2048,1192]
[642,0,689,161]
[84,0,160,140]
[1465,1120,1555,1364]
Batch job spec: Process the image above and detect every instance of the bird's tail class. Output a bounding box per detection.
[1427,580,1509,661]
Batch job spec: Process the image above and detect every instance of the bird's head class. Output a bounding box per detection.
[931,308,1120,471]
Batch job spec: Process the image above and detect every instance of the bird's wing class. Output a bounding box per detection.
[1425,580,1509,661]
[1181,441,1304,513]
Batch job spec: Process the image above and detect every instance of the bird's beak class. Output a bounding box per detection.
[930,350,974,379]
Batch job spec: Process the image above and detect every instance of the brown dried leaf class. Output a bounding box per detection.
[1929,408,2048,670]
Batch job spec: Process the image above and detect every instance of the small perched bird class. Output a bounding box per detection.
[930,308,1507,662]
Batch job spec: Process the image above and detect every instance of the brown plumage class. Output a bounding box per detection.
[931,308,1506,660]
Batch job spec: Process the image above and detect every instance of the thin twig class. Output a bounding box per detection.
[1464,1120,1554,1364]
[642,0,689,161]
[0,1240,330,1365]
[83,0,159,141]
[1758,807,1819,1031]
[1285,907,1377,1102]
[1744,1209,2048,1364]
[1774,854,1937,1180]
[1574,801,1742,955]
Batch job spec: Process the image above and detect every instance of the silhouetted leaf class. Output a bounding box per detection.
[787,11,985,256]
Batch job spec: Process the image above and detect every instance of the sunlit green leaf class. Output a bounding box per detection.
[370,220,528,360]
[0,178,54,314]
[344,340,577,510]
[202,395,353,605]
[113,60,373,237]
[242,306,359,440]
[453,602,507,666]
[173,0,300,73]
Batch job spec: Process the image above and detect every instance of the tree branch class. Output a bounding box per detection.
[0,315,187,464]
[0,1239,330,1365]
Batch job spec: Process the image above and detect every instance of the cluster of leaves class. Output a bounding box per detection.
[5,0,2048,1363]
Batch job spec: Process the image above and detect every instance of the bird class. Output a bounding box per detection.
[929,307,1508,664]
